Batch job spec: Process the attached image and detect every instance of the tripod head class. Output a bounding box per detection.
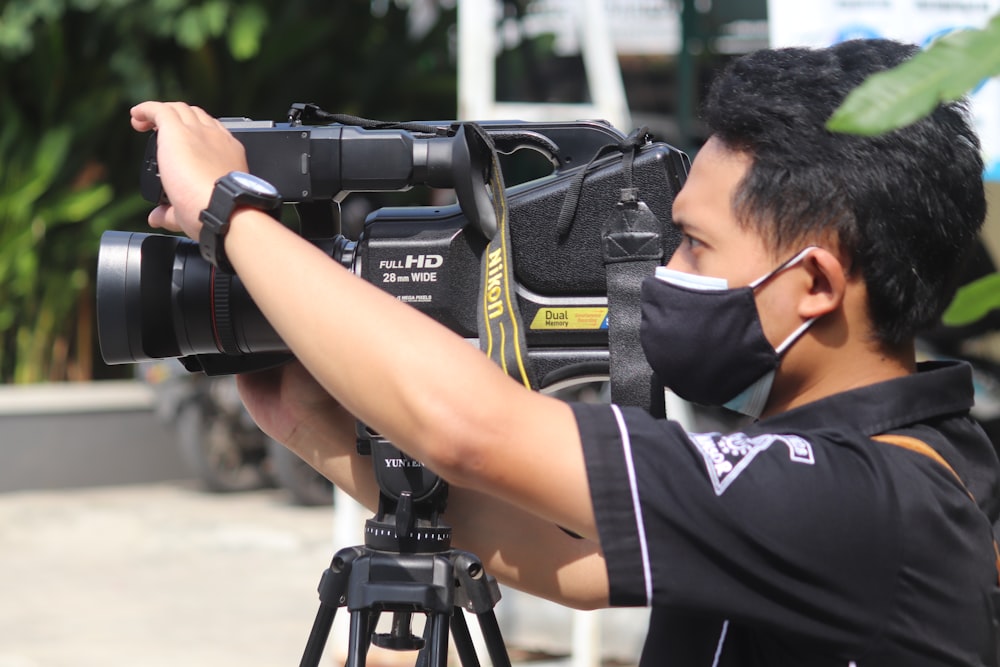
[338,425,500,658]
[357,423,452,554]
[303,383,607,666]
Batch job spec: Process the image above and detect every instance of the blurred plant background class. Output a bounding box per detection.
[0,0,458,383]
[14,0,990,382]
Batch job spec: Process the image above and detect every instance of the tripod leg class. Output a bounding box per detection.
[300,605,337,667]
[450,608,482,667]
[300,546,363,667]
[450,606,514,667]
[475,609,513,667]
[346,609,377,667]
[450,605,514,667]
[426,611,451,667]
[451,551,513,667]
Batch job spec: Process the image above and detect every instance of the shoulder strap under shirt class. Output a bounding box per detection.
[872,433,1000,584]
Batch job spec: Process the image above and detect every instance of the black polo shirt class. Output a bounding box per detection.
[573,361,1000,666]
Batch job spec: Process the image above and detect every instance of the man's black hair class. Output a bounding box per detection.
[703,38,986,347]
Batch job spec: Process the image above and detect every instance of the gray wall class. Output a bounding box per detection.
[0,382,188,492]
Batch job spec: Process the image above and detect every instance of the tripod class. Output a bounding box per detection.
[298,428,513,667]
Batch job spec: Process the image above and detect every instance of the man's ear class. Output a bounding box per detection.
[798,248,847,319]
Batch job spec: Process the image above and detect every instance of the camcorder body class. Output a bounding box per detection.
[96,110,688,395]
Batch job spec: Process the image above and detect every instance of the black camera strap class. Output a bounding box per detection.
[287,104,452,137]
[558,128,665,416]
[465,123,537,390]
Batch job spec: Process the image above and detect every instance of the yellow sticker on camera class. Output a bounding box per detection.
[529,308,609,330]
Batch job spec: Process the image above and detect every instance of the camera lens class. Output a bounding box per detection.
[96,231,286,364]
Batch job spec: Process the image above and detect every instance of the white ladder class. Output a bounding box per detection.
[457,0,632,131]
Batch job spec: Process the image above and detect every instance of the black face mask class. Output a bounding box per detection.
[639,247,817,417]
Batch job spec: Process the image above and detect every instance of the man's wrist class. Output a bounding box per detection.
[198,171,282,273]
[221,207,279,273]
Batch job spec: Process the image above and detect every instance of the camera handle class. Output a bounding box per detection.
[297,428,513,667]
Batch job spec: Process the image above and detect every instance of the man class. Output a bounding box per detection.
[131,39,999,664]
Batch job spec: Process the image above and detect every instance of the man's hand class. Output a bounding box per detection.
[236,361,348,450]
[130,101,249,240]
[235,360,374,506]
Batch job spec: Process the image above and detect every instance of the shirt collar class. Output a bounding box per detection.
[756,360,975,436]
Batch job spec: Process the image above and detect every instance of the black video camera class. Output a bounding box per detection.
[96,105,688,394]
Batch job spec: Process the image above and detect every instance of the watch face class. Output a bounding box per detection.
[230,171,280,198]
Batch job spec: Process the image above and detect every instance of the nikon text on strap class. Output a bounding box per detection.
[466,123,536,390]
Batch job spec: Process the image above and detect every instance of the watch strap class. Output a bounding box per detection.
[199,203,234,273]
[198,172,281,273]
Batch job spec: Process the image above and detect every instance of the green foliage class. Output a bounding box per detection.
[228,5,269,60]
[827,15,1000,136]
[0,0,457,382]
[942,273,1000,326]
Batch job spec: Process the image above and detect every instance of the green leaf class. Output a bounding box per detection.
[176,6,208,48]
[827,15,1000,136]
[152,0,186,12]
[0,126,72,219]
[228,3,266,61]
[46,183,114,222]
[0,0,65,52]
[200,0,229,37]
[942,273,1000,326]
[85,192,148,234]
[175,1,231,48]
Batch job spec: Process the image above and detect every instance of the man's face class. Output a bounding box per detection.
[666,136,814,354]
[666,137,777,287]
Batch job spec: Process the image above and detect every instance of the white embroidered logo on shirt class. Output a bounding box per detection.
[688,432,815,495]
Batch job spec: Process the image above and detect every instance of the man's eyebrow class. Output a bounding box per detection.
[671,218,698,236]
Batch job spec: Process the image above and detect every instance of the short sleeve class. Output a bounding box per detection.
[571,401,899,646]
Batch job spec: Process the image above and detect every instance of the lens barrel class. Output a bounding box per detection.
[96,231,287,364]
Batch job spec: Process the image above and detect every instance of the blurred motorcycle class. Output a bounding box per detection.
[137,360,334,505]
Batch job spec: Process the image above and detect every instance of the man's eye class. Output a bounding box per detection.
[684,233,702,249]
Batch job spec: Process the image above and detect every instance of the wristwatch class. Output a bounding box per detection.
[198,171,282,273]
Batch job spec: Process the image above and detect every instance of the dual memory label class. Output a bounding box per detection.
[528,307,609,331]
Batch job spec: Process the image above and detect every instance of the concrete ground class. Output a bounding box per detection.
[0,482,646,667]
[0,482,341,667]
[0,381,647,666]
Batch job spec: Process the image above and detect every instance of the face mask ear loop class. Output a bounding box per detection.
[748,245,820,290]
[775,317,817,355]
[751,245,821,356]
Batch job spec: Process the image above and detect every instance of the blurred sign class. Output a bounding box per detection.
[521,0,682,55]
[767,0,1000,180]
